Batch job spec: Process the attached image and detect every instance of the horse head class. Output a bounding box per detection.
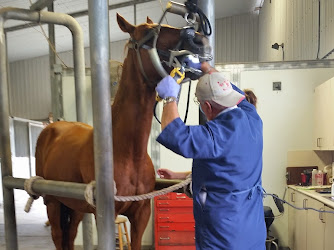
[117,13,211,86]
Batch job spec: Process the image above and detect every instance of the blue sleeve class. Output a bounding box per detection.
[156,118,222,159]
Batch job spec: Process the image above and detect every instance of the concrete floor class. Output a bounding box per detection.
[0,189,57,250]
[0,158,130,250]
[0,190,124,250]
[0,157,89,250]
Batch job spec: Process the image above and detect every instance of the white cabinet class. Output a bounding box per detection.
[288,188,334,250]
[288,188,296,248]
[324,206,334,250]
[313,78,334,150]
[306,198,325,250]
[288,189,307,250]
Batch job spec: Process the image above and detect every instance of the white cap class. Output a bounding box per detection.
[195,72,245,107]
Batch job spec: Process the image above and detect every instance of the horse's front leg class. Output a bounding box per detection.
[127,200,151,250]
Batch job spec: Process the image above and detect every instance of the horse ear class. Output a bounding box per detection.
[117,13,135,34]
[146,17,154,24]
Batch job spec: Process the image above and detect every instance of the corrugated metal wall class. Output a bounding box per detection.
[215,12,259,63]
[259,0,334,62]
[8,39,127,120]
[9,56,51,120]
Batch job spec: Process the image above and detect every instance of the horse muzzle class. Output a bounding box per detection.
[181,28,212,62]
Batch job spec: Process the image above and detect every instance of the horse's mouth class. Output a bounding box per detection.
[184,36,213,80]
[164,35,212,81]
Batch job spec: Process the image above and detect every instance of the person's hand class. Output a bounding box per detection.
[201,61,218,74]
[155,75,180,99]
[157,168,176,179]
[183,55,201,70]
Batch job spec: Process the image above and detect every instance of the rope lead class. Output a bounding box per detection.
[24,176,44,213]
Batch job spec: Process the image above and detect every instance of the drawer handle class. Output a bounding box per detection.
[159,209,170,211]
[303,199,308,208]
[159,217,169,219]
[159,237,170,240]
[159,226,170,228]
[176,196,186,199]
[158,202,169,205]
[319,207,325,223]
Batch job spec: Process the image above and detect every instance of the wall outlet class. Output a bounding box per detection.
[273,81,282,91]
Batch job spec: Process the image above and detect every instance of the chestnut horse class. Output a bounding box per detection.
[35,14,208,250]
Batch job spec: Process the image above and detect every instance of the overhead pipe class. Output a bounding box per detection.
[5,0,156,33]
[0,7,86,249]
[166,1,200,22]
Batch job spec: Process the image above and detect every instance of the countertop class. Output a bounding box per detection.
[288,185,334,209]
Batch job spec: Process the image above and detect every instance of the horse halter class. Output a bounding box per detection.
[127,25,168,86]
[127,24,212,87]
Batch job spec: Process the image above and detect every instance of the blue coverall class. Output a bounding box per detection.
[157,84,266,250]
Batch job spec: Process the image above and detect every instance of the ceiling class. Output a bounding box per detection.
[0,0,263,62]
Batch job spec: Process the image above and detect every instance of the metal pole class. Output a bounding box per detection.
[0,7,86,249]
[3,176,88,200]
[0,8,86,123]
[198,0,215,64]
[5,0,155,33]
[0,15,18,250]
[47,2,59,121]
[27,123,33,177]
[82,214,94,250]
[88,1,115,250]
[198,0,215,125]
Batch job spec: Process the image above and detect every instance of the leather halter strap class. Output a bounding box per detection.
[127,26,169,87]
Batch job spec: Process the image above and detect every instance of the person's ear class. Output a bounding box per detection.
[203,101,213,119]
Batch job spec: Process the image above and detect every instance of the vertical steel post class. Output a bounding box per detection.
[88,1,115,250]
[198,0,215,125]
[198,0,215,64]
[0,16,18,250]
[47,3,58,121]
[27,122,33,177]
[82,214,94,250]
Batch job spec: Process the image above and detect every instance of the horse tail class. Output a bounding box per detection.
[60,203,71,250]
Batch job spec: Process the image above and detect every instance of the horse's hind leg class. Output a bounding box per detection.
[67,210,85,249]
[127,200,151,250]
[45,199,64,250]
[46,198,84,250]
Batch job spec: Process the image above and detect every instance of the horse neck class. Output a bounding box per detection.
[112,50,157,157]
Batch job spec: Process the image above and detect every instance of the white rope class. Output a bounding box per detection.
[84,175,192,205]
[114,174,192,202]
[84,181,96,207]
[84,180,118,207]
[24,176,44,213]
[23,175,192,209]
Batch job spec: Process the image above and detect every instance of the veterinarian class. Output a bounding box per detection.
[155,62,266,250]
